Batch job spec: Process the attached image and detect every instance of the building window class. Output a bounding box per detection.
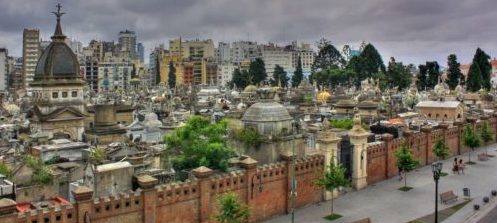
[62,92,68,98]
[52,92,58,98]
[72,91,77,97]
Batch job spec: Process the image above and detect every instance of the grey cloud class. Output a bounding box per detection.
[0,0,496,65]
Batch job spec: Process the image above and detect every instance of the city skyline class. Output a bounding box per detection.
[1,0,497,65]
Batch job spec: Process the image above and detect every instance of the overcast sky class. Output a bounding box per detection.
[0,0,496,65]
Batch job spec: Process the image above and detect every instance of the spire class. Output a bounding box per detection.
[51,3,66,41]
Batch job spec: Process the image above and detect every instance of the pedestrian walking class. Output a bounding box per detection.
[452,158,459,174]
[459,159,465,174]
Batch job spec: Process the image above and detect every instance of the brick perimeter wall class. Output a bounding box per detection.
[367,118,497,185]
[8,155,324,223]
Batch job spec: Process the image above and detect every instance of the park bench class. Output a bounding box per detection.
[478,153,488,161]
[440,191,458,204]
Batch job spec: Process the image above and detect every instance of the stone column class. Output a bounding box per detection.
[421,126,433,165]
[137,175,158,223]
[317,130,340,200]
[71,186,94,223]
[0,198,17,223]
[192,166,213,223]
[240,157,258,223]
[348,114,370,190]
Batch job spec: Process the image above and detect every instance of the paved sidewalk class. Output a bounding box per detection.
[265,145,497,223]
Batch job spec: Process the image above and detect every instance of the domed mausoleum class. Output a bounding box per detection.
[239,87,304,164]
[29,5,86,140]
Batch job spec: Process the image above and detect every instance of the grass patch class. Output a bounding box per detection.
[440,172,449,177]
[405,200,471,223]
[466,161,476,165]
[450,200,471,211]
[398,186,413,192]
[323,213,342,221]
[486,154,495,157]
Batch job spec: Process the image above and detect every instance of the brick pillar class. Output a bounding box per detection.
[281,152,295,214]
[381,134,394,179]
[240,157,258,223]
[137,175,158,223]
[492,113,497,142]
[0,198,17,223]
[192,166,213,223]
[71,186,94,223]
[421,126,433,165]
[454,120,464,155]
[438,123,450,155]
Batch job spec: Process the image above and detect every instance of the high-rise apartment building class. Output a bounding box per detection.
[216,42,231,63]
[22,29,41,91]
[98,59,133,91]
[217,63,236,87]
[0,49,8,92]
[169,38,215,60]
[231,41,262,63]
[289,41,314,75]
[137,42,145,63]
[118,30,137,58]
[262,43,293,77]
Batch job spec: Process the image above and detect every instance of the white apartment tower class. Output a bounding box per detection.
[23,29,41,92]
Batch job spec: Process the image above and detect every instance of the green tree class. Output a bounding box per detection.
[385,57,411,91]
[0,162,12,179]
[312,38,344,72]
[25,155,53,185]
[446,54,463,90]
[358,43,385,78]
[479,121,494,156]
[168,61,176,89]
[466,62,483,92]
[230,68,249,89]
[433,138,450,161]
[416,64,428,91]
[472,48,492,90]
[164,116,236,171]
[395,145,419,190]
[214,192,250,223]
[427,61,441,89]
[315,161,351,215]
[463,124,480,163]
[249,58,267,85]
[89,147,106,164]
[292,56,304,87]
[271,65,288,88]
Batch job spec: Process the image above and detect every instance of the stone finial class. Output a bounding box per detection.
[239,157,258,170]
[137,175,158,190]
[349,113,368,135]
[192,166,213,179]
[71,186,94,202]
[322,118,330,130]
[0,198,16,215]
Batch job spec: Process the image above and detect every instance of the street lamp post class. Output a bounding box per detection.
[432,162,443,223]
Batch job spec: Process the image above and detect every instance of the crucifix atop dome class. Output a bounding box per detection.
[51,3,66,40]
